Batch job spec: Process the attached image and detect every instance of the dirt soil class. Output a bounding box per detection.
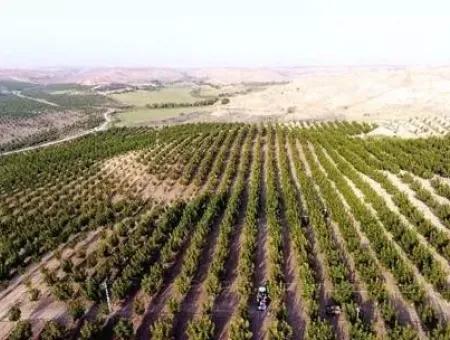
[209,67,450,125]
[102,152,198,204]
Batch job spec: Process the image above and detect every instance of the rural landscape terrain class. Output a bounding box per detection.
[1,67,450,339]
[3,66,450,155]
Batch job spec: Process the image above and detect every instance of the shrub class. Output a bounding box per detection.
[113,318,134,339]
[81,278,101,301]
[79,320,101,340]
[8,321,32,340]
[8,306,21,321]
[287,106,296,113]
[29,288,40,301]
[52,282,74,301]
[68,299,85,320]
[39,320,67,340]
[133,298,145,315]
[186,316,214,340]
[61,259,73,274]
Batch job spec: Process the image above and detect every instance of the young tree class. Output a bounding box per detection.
[113,318,134,340]
[133,298,145,315]
[8,306,21,321]
[8,321,32,340]
[79,320,101,340]
[39,320,67,340]
[68,299,85,321]
[28,287,40,301]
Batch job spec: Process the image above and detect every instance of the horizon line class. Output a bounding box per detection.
[1,63,449,71]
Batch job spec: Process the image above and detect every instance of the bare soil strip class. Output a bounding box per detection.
[248,138,269,340]
[280,223,306,337]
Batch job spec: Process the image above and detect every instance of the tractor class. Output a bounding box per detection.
[256,284,270,311]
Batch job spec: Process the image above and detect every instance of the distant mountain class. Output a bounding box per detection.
[0,66,340,85]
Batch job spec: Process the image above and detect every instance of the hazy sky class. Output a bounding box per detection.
[0,0,449,68]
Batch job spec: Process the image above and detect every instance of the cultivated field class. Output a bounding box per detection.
[110,88,201,107]
[1,122,450,339]
[113,107,212,127]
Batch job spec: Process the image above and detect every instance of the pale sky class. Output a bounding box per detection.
[0,0,449,68]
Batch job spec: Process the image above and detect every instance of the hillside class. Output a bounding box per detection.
[3,66,450,140]
[1,123,450,339]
